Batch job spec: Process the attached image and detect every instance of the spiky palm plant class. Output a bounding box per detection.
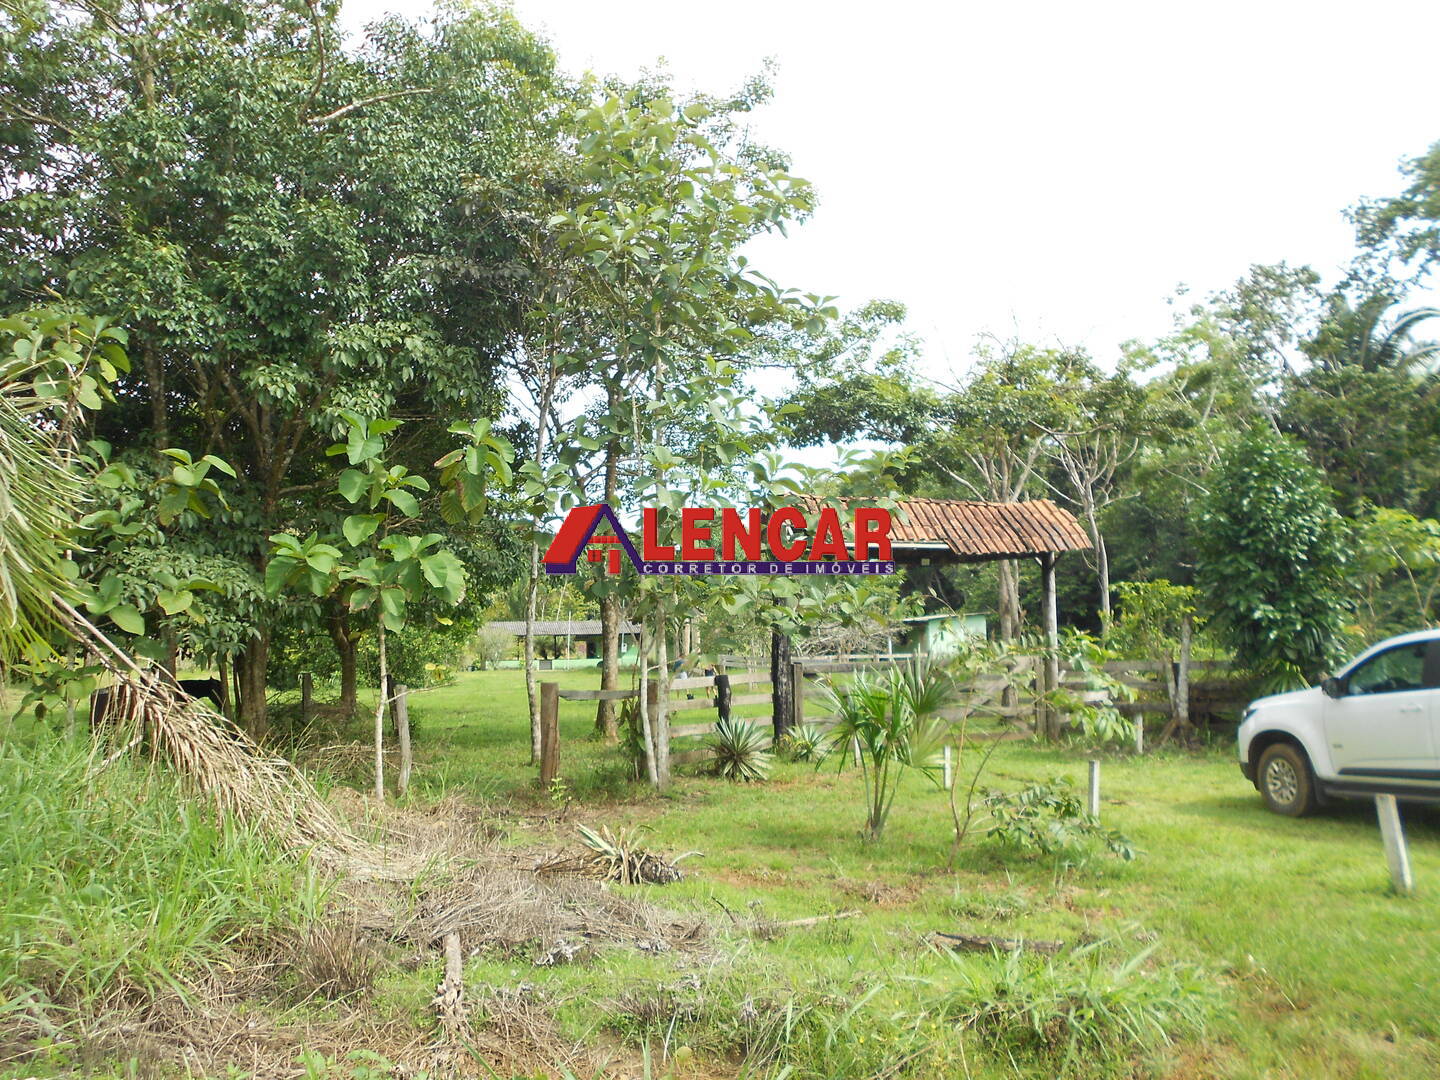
[823,658,954,842]
[779,722,832,763]
[708,718,773,782]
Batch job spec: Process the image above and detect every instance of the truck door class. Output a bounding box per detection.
[1323,640,1440,778]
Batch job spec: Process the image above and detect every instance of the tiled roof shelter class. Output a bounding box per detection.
[886,498,1091,563]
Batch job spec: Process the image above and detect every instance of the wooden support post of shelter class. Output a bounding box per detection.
[539,681,560,788]
[1039,551,1059,740]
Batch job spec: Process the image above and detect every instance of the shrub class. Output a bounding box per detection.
[708,719,773,782]
[981,777,1137,861]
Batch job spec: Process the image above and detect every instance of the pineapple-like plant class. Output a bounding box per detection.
[708,719,773,782]
[779,722,832,762]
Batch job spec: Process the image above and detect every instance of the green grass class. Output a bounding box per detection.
[391,670,1440,1078]
[0,734,327,1047]
[8,669,1440,1077]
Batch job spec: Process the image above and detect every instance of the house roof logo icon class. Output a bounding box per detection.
[542,504,644,575]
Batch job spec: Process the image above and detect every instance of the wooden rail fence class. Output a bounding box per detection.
[537,654,1255,783]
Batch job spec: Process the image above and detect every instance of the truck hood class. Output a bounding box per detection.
[1247,685,1324,712]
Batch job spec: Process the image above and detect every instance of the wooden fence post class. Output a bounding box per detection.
[715,673,732,725]
[300,671,313,726]
[396,684,411,798]
[1088,760,1100,817]
[539,681,560,788]
[791,661,806,729]
[1133,715,1145,755]
[1375,794,1415,895]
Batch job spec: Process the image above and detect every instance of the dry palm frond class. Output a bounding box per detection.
[58,597,416,879]
[536,823,700,885]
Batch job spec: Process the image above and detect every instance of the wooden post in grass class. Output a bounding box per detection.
[791,661,806,729]
[715,673,732,725]
[539,681,560,788]
[300,671,313,726]
[1133,716,1144,755]
[395,684,411,798]
[1088,760,1100,817]
[1375,794,1414,895]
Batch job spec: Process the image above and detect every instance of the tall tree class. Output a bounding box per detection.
[1,1,558,733]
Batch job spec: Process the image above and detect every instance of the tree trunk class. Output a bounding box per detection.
[373,621,388,801]
[996,559,1022,640]
[236,630,269,740]
[523,357,560,765]
[770,627,793,742]
[596,416,622,739]
[596,594,621,741]
[637,624,658,786]
[523,577,541,763]
[329,610,358,717]
[656,616,671,790]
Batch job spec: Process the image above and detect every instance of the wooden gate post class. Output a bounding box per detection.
[715,673,732,724]
[539,681,560,788]
[300,671,313,726]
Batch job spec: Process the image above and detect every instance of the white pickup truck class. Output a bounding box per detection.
[1237,630,1440,815]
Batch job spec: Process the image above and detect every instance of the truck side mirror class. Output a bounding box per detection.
[1320,676,1343,698]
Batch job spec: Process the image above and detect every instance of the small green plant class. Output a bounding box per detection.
[708,719,773,782]
[547,775,572,806]
[778,722,831,762]
[981,777,1138,861]
[823,658,953,841]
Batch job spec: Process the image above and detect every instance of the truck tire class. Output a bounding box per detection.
[1257,742,1318,817]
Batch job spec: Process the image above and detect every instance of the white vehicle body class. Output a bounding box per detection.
[1237,630,1440,814]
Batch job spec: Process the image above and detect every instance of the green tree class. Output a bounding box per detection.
[1,0,558,733]
[1195,430,1352,683]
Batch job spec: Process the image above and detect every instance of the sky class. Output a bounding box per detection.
[343,0,1440,382]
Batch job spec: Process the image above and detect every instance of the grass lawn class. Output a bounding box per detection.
[360,668,1440,1079]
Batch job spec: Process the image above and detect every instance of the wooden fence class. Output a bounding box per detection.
[536,654,1255,783]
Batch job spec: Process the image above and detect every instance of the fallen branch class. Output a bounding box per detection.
[775,910,862,928]
[932,931,1064,955]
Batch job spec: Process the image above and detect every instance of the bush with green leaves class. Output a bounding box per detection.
[1196,429,1352,684]
[981,777,1137,861]
[708,719,773,782]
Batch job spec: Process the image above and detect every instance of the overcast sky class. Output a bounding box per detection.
[346,0,1440,380]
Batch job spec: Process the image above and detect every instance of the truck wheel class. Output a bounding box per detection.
[1257,743,1318,817]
